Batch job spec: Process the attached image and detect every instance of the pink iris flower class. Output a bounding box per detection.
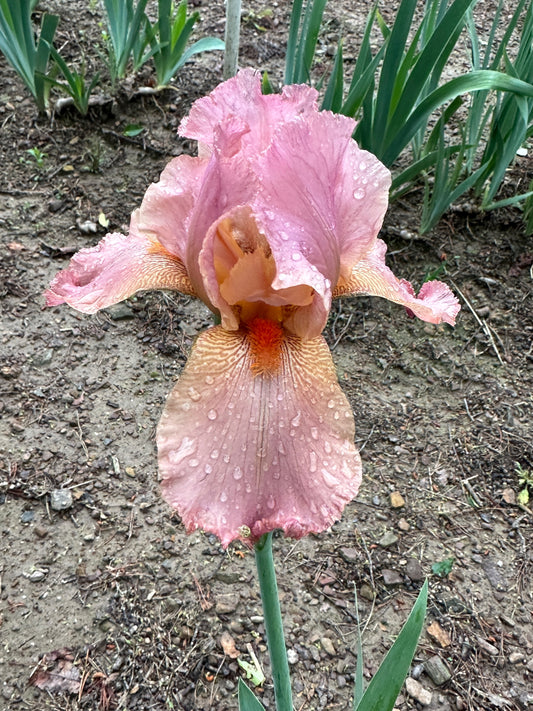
[45,70,460,548]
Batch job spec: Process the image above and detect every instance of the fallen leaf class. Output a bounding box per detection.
[427,621,451,648]
[220,630,240,658]
[29,648,80,694]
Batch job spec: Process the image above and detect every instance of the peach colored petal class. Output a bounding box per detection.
[157,326,361,547]
[334,239,460,325]
[133,154,208,258]
[45,231,194,313]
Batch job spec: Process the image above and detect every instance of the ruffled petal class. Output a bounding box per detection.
[45,231,194,313]
[157,326,361,547]
[334,239,460,325]
[134,154,208,259]
[179,68,318,155]
[253,110,391,338]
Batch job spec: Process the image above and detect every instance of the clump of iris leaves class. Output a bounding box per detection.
[1,0,532,233]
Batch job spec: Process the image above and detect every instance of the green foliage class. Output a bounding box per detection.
[353,581,428,711]
[290,0,533,233]
[47,47,100,115]
[0,0,59,112]
[238,679,266,711]
[101,0,150,82]
[285,0,328,84]
[431,557,455,578]
[149,0,224,88]
[515,462,533,506]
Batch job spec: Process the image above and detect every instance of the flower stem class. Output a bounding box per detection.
[223,0,241,79]
[254,533,293,711]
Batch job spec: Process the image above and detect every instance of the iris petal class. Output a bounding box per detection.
[157,326,361,547]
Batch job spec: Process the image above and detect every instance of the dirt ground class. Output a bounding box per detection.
[0,1,532,710]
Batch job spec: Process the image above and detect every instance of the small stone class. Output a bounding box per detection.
[359,583,375,601]
[411,663,424,680]
[107,304,135,320]
[35,526,48,539]
[20,510,35,523]
[424,655,451,685]
[125,467,135,477]
[405,558,425,582]
[28,569,48,582]
[378,531,398,547]
[50,489,73,511]
[382,568,403,585]
[216,598,238,615]
[287,649,299,665]
[321,637,336,656]
[390,491,405,508]
[398,517,410,531]
[476,636,498,657]
[508,651,525,664]
[405,677,432,706]
[339,547,359,563]
[427,621,452,648]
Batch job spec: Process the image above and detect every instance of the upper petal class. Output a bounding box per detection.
[253,110,391,336]
[157,326,361,547]
[45,230,194,313]
[334,238,460,325]
[179,68,319,155]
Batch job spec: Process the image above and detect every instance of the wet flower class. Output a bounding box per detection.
[45,70,459,547]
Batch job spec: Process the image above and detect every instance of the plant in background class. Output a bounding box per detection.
[289,0,533,233]
[148,0,224,88]
[515,462,533,506]
[0,0,59,112]
[47,47,100,115]
[45,70,459,711]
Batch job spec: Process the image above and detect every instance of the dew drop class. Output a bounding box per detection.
[207,409,217,421]
[359,161,367,171]
[277,392,284,402]
[220,491,228,502]
[327,399,335,409]
[291,411,301,427]
[278,442,286,455]
[187,386,201,401]
[353,187,365,200]
[334,411,340,420]
[205,375,214,385]
[233,466,243,480]
[204,463,213,474]
[245,481,252,493]
[210,448,220,460]
[324,440,332,454]
[188,458,199,468]
[267,494,276,509]
[309,451,317,473]
[181,401,191,412]
[223,454,230,463]
[168,437,196,465]
[291,252,302,261]
[310,427,319,440]
[272,471,281,480]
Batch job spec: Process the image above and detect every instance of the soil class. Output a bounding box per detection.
[0,1,532,710]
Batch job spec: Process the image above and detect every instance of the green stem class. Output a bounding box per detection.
[254,533,293,711]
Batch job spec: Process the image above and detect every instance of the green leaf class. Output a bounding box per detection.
[123,123,144,136]
[237,659,265,687]
[238,679,266,711]
[517,488,530,506]
[431,557,455,578]
[354,580,428,711]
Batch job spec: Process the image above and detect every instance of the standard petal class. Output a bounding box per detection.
[45,231,194,313]
[157,326,361,547]
[253,110,391,337]
[334,239,460,325]
[179,68,318,155]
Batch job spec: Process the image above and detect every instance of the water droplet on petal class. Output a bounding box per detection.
[267,495,275,509]
[327,399,335,409]
[353,187,365,200]
[291,411,301,427]
[278,442,286,455]
[181,401,191,412]
[311,427,319,440]
[233,466,243,480]
[359,161,367,171]
[210,449,219,460]
[272,471,281,480]
[324,440,332,454]
[220,491,228,502]
[292,252,302,261]
[187,386,201,401]
[189,458,199,468]
[205,375,214,385]
[204,463,213,474]
[168,437,196,465]
[207,409,217,421]
[309,451,317,473]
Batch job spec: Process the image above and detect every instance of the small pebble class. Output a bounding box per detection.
[50,489,73,511]
[390,491,405,508]
[320,637,336,656]
[509,651,525,664]
[424,655,451,685]
[378,531,398,548]
[405,677,432,706]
